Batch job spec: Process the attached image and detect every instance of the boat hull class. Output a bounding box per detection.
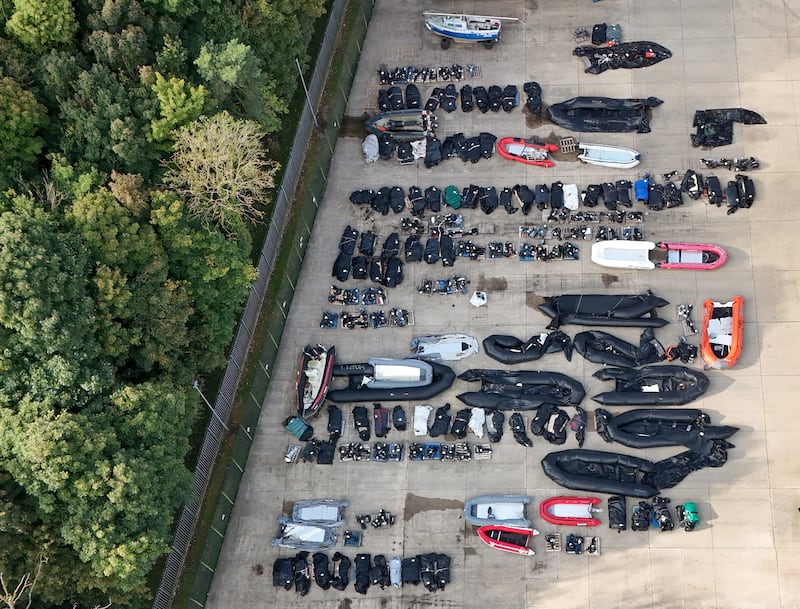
[577,142,641,169]
[539,496,601,527]
[423,13,501,43]
[496,137,557,167]
[477,524,538,556]
[296,345,336,419]
[363,109,436,141]
[464,495,532,527]
[657,241,728,270]
[327,360,455,402]
[590,240,728,271]
[700,296,744,369]
[411,333,479,361]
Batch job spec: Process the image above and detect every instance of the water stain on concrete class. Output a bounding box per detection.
[601,273,619,287]
[477,275,507,291]
[340,114,370,137]
[338,599,352,609]
[464,547,476,556]
[526,291,544,309]
[404,493,463,521]
[282,499,293,515]
[531,561,548,572]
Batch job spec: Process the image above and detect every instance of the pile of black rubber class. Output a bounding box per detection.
[331,225,404,288]
[273,552,451,594]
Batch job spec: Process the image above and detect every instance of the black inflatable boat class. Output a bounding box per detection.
[591,365,709,406]
[595,408,739,453]
[538,292,670,329]
[541,445,731,498]
[482,331,573,365]
[456,369,585,410]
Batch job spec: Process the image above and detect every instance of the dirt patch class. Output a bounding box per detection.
[526,292,545,309]
[531,561,547,572]
[476,275,507,291]
[338,599,352,609]
[340,113,370,137]
[404,493,463,521]
[601,273,619,287]
[464,547,476,556]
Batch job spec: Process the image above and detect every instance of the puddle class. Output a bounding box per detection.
[601,273,619,287]
[476,275,507,291]
[526,292,544,309]
[404,493,462,521]
[340,114,369,138]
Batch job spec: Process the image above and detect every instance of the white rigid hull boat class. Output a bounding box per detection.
[577,142,641,169]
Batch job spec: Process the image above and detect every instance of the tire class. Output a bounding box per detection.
[440,37,452,49]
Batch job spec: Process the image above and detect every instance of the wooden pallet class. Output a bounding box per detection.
[560,137,577,153]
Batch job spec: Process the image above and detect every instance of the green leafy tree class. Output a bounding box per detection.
[0,381,192,598]
[66,188,192,378]
[0,77,48,187]
[0,193,113,414]
[5,0,77,52]
[151,191,256,370]
[195,38,269,123]
[150,71,207,144]
[163,111,277,234]
[57,63,158,175]
[241,0,326,124]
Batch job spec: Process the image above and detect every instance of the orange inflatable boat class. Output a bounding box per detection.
[700,297,744,369]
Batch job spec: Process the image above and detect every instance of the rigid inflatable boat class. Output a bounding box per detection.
[364,109,437,141]
[464,495,532,527]
[539,496,602,527]
[326,358,455,402]
[496,137,558,167]
[590,240,728,270]
[477,524,539,556]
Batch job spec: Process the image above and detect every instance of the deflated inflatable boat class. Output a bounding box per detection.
[591,365,709,405]
[483,331,573,364]
[595,408,739,453]
[456,369,585,410]
[541,444,732,498]
[538,291,670,329]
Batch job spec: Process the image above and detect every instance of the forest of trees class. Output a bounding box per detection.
[0,0,326,606]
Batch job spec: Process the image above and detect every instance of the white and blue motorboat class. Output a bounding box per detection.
[423,12,519,49]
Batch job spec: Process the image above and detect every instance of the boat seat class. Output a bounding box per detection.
[708,317,733,346]
[667,250,703,264]
[523,149,548,161]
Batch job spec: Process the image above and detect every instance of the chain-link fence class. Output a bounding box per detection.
[151,1,375,608]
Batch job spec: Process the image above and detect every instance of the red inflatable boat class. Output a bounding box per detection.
[539,496,602,527]
[496,137,558,167]
[477,524,539,556]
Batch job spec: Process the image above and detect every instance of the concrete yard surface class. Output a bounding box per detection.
[207,1,800,608]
